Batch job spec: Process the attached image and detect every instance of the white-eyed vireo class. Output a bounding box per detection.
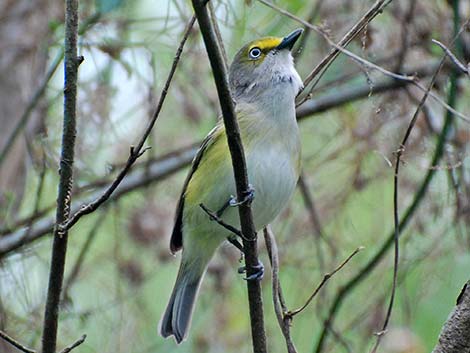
[160,28,304,343]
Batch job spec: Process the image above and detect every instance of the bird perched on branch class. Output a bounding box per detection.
[160,28,304,343]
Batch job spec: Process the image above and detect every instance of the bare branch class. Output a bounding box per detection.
[288,246,363,318]
[0,329,35,353]
[199,203,244,239]
[433,39,469,75]
[58,334,86,353]
[191,1,267,352]
[41,0,80,350]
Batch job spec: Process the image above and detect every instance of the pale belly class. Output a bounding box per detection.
[182,141,300,252]
[246,145,299,230]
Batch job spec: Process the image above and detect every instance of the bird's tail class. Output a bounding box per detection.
[159,260,205,343]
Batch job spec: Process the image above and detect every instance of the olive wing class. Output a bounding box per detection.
[170,124,224,253]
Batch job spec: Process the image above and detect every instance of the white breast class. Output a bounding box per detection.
[243,89,301,230]
[247,142,299,230]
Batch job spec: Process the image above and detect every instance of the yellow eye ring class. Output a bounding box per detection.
[249,47,262,59]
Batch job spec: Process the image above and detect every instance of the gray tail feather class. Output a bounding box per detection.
[159,268,203,343]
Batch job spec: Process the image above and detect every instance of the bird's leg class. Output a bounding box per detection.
[215,184,255,217]
[201,185,262,281]
[227,236,264,282]
[229,184,255,207]
[238,260,264,281]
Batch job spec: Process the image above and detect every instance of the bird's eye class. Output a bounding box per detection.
[249,47,262,59]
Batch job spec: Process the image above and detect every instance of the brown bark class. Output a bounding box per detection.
[432,282,470,353]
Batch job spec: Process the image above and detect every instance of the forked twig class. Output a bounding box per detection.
[287,246,364,318]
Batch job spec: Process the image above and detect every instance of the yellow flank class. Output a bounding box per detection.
[184,125,228,206]
[250,37,282,52]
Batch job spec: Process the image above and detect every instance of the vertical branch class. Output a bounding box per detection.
[41,0,80,352]
[190,1,267,353]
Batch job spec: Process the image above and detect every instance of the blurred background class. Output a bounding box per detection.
[1,0,469,352]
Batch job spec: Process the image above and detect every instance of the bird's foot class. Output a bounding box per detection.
[215,184,255,217]
[229,184,255,207]
[238,260,264,281]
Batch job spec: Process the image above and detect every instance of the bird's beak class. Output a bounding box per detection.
[276,28,303,51]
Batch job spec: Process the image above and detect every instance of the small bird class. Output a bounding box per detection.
[160,28,304,343]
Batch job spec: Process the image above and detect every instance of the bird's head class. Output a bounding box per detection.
[229,28,304,104]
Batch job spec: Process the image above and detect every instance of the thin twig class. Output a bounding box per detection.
[264,227,297,353]
[57,334,86,353]
[41,0,80,351]
[0,329,35,353]
[288,246,363,318]
[369,34,448,353]
[191,1,267,352]
[433,39,469,75]
[199,203,244,239]
[295,62,443,119]
[58,15,196,232]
